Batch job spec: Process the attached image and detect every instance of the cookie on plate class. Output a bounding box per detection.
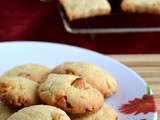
[7,105,70,120]
[2,64,51,83]
[0,77,40,108]
[60,0,111,21]
[70,103,118,120]
[121,0,160,14]
[52,62,118,98]
[0,101,17,120]
[38,74,104,115]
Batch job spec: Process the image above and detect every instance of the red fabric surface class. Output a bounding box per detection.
[0,0,160,54]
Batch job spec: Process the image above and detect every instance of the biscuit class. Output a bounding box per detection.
[121,0,160,14]
[60,0,111,21]
[0,101,17,120]
[0,77,40,108]
[70,103,118,120]
[7,105,70,120]
[52,62,118,98]
[3,64,51,83]
[38,74,104,115]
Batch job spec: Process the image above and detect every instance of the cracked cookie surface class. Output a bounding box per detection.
[2,64,51,83]
[52,62,118,98]
[38,74,104,115]
[0,77,40,108]
[7,105,70,120]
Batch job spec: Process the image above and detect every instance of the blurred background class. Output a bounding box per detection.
[0,0,160,54]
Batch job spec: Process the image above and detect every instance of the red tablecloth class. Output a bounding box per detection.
[0,0,160,54]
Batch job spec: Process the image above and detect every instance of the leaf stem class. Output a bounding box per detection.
[147,85,151,96]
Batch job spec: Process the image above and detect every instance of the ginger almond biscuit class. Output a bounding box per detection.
[70,103,118,120]
[7,105,70,120]
[38,74,104,115]
[60,0,111,21]
[0,77,40,108]
[52,62,118,98]
[3,64,51,83]
[121,0,160,14]
[0,101,17,120]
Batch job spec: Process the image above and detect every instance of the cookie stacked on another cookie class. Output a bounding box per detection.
[38,74,104,115]
[0,64,52,108]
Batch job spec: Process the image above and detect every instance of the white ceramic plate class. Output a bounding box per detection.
[0,41,157,120]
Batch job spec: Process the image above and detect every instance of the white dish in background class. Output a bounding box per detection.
[0,41,157,120]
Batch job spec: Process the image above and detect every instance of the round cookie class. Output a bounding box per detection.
[3,64,51,83]
[69,103,118,120]
[0,77,40,108]
[52,62,118,98]
[0,101,17,120]
[38,74,104,115]
[7,105,70,120]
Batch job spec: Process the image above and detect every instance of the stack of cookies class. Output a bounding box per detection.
[0,62,118,120]
[59,0,160,21]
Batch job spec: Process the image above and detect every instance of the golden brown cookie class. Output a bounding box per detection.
[0,101,17,120]
[0,77,40,108]
[7,105,70,120]
[60,0,111,21]
[52,62,118,98]
[70,103,118,120]
[38,74,104,115]
[2,64,51,83]
[121,0,160,14]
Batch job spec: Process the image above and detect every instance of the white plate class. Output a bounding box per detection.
[0,41,157,120]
